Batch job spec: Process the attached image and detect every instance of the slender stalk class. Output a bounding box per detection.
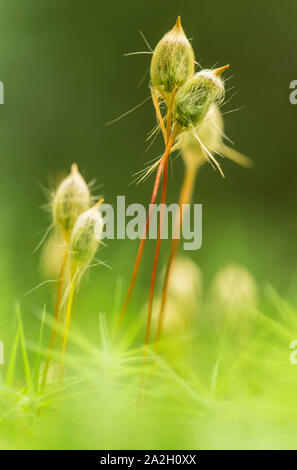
[41,248,68,390]
[155,162,198,347]
[118,87,179,329]
[144,157,169,350]
[117,135,176,328]
[143,90,178,348]
[59,271,76,385]
[165,87,177,136]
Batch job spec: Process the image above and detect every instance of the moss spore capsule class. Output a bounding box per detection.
[53,164,90,240]
[150,16,195,100]
[174,65,229,128]
[69,200,104,270]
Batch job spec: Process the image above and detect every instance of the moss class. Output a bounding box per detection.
[174,70,225,128]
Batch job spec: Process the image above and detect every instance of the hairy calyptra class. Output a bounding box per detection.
[42,163,91,390]
[150,16,195,101]
[174,66,229,129]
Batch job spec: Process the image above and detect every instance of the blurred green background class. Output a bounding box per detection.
[0,0,296,346]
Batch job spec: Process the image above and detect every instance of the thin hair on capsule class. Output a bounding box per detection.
[32,222,54,254]
[60,268,80,310]
[35,185,56,248]
[139,30,153,52]
[88,259,112,270]
[146,129,162,153]
[190,84,224,118]
[221,105,245,116]
[145,93,167,147]
[106,96,151,126]
[124,29,154,56]
[107,32,154,126]
[209,113,233,144]
[133,130,183,185]
[34,168,97,254]
[146,123,161,142]
[137,67,150,89]
[133,153,164,173]
[190,124,224,177]
[181,104,252,170]
[134,144,181,185]
[219,90,238,109]
[132,153,164,185]
[124,32,154,88]
[124,51,153,56]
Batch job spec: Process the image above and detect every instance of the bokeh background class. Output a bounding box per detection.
[0,0,296,353]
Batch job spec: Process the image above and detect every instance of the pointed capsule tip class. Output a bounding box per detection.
[213,64,230,76]
[71,163,78,174]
